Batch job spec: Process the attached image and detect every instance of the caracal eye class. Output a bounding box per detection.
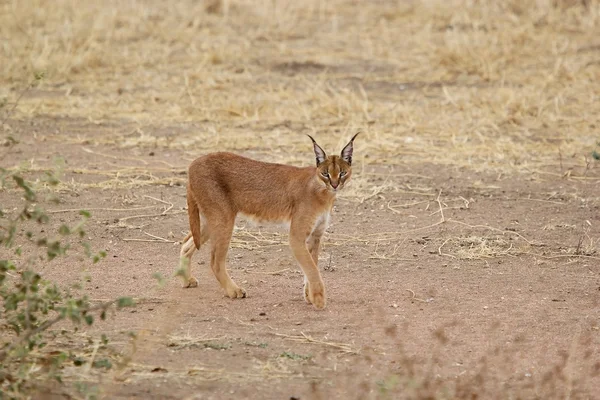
[321,171,329,178]
[340,171,346,177]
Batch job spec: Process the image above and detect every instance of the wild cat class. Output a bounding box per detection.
[179,133,359,309]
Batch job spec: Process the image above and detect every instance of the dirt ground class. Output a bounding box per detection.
[2,1,600,399]
[2,119,599,399]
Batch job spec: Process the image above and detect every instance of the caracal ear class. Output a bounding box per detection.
[307,134,327,166]
[341,132,360,165]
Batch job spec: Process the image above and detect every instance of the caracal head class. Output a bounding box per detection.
[307,132,360,193]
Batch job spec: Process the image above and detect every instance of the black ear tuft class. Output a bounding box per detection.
[307,134,327,166]
[341,132,360,165]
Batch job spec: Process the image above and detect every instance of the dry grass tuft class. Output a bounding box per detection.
[438,235,518,259]
[272,331,358,354]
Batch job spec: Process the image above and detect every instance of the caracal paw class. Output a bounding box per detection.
[308,283,326,310]
[184,276,199,288]
[226,285,247,299]
[309,291,326,310]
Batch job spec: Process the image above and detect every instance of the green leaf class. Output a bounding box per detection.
[58,225,70,235]
[117,297,135,308]
[93,250,107,264]
[13,175,36,202]
[152,272,166,287]
[593,150,600,160]
[73,357,86,366]
[92,358,112,369]
[44,171,60,186]
[82,242,91,257]
[79,210,91,218]
[279,351,311,360]
[32,207,49,224]
[84,314,94,325]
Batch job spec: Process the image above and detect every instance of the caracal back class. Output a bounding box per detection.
[179,133,359,309]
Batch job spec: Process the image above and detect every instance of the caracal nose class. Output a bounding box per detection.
[331,181,339,189]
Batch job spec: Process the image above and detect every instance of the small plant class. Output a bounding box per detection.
[0,71,44,127]
[279,351,312,361]
[203,342,231,351]
[593,141,600,161]
[244,341,268,349]
[376,375,400,395]
[0,163,134,397]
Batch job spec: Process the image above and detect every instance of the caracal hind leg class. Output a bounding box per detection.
[208,216,246,299]
[179,226,209,288]
[290,217,326,309]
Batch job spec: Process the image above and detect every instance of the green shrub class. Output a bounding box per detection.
[0,166,134,398]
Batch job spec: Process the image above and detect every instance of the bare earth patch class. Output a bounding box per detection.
[1,0,600,399]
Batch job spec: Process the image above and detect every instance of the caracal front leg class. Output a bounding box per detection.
[304,219,327,304]
[208,215,246,299]
[290,218,326,310]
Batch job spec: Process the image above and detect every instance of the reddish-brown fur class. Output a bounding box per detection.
[179,133,359,309]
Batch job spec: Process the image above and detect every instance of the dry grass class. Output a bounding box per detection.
[271,331,357,354]
[438,235,517,259]
[2,0,599,179]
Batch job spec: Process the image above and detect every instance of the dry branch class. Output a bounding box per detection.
[272,331,358,354]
